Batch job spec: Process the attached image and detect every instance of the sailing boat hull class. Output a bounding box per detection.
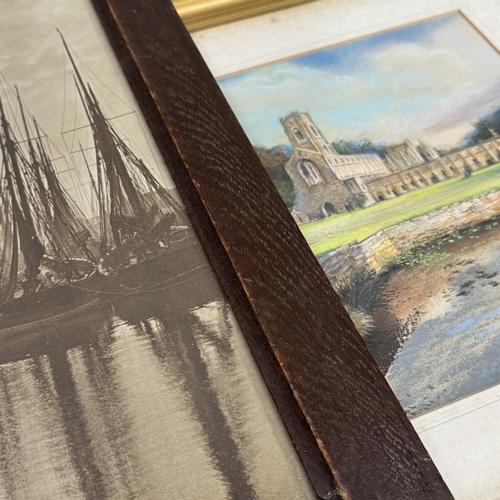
[0,232,211,333]
[0,272,105,334]
[96,231,211,294]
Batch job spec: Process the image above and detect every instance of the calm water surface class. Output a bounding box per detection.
[0,285,314,499]
[388,236,500,417]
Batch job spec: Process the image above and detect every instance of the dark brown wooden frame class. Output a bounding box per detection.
[90,1,454,498]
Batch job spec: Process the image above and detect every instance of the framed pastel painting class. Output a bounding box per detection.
[217,9,500,418]
[192,0,500,497]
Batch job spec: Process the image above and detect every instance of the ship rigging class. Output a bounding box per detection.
[0,85,95,303]
[0,32,202,329]
[59,31,186,265]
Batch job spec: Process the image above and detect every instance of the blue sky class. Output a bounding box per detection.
[218,13,500,149]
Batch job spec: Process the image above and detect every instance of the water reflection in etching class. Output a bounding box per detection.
[0,288,315,499]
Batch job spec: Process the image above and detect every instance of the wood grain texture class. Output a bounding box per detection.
[92,1,454,498]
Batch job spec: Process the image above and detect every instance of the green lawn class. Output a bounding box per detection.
[302,163,500,256]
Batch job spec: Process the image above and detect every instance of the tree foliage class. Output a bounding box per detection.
[330,139,384,157]
[464,107,500,146]
[254,146,295,209]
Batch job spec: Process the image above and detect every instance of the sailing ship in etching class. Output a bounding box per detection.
[0,84,101,330]
[0,34,203,331]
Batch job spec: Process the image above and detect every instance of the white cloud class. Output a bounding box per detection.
[220,13,500,149]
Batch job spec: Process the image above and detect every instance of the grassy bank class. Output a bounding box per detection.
[302,162,500,255]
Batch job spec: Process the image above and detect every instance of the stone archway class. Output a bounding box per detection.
[322,202,337,217]
[430,174,439,184]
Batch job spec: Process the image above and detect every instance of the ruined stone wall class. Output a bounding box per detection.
[322,189,500,276]
[286,150,353,219]
[366,138,500,201]
[329,153,388,180]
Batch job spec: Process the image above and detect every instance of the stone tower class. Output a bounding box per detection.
[280,112,340,168]
[280,112,354,219]
[280,112,388,220]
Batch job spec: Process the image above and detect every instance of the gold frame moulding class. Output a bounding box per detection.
[173,0,315,31]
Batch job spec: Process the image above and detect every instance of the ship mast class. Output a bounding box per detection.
[0,96,42,283]
[33,117,95,263]
[16,86,53,227]
[61,31,145,247]
[60,30,183,255]
[0,141,19,301]
[0,83,99,301]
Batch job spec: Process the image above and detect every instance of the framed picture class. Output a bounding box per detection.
[191,0,500,497]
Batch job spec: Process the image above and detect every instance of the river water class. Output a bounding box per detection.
[387,232,500,418]
[0,276,314,499]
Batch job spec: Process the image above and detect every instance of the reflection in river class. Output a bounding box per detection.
[0,284,314,499]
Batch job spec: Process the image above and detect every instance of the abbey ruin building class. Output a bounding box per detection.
[281,112,500,224]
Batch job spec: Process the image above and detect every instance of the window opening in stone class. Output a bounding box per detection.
[298,160,323,186]
[293,127,304,141]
